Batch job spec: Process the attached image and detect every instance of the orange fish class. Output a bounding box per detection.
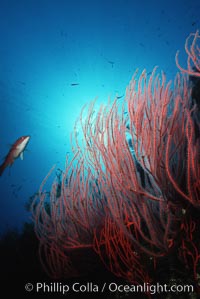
[0,135,30,176]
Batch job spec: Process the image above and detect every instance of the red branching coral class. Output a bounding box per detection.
[31,32,200,291]
[176,30,200,77]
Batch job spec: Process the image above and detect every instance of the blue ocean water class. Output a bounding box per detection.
[0,0,199,234]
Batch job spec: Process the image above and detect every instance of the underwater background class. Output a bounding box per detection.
[0,0,200,298]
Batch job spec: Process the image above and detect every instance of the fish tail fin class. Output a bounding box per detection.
[0,161,8,176]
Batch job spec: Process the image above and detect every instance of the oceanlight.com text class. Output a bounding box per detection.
[25,282,194,295]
